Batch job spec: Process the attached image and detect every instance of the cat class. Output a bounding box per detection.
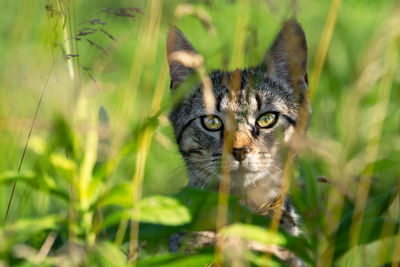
[166,20,308,265]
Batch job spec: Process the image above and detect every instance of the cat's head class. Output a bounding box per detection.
[166,20,308,191]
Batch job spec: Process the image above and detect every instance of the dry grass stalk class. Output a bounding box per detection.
[174,4,216,36]
[215,0,249,265]
[127,1,165,262]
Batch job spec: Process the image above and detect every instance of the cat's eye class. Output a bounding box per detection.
[256,112,278,128]
[201,115,223,131]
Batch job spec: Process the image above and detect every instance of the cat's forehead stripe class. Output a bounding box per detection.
[255,94,262,111]
[210,68,295,114]
[216,94,223,112]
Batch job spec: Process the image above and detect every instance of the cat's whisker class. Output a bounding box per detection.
[268,164,285,174]
[155,164,190,193]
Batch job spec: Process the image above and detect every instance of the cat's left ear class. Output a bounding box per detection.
[262,20,308,102]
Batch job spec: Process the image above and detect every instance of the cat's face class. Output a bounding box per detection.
[167,21,308,192]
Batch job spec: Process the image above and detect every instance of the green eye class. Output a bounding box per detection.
[256,112,278,128]
[202,115,223,131]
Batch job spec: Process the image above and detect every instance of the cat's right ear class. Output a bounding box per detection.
[167,27,199,88]
[261,20,308,103]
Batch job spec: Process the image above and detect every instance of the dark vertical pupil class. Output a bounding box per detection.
[257,113,276,128]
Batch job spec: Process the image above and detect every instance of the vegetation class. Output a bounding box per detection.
[0,0,399,266]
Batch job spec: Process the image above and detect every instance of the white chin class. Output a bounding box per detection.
[230,170,264,188]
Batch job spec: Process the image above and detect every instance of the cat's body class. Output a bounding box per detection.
[166,20,308,265]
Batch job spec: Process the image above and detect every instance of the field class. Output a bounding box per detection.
[0,0,399,266]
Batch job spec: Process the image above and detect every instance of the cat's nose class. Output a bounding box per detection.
[232,146,252,162]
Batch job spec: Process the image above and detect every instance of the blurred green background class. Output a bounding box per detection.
[0,0,399,266]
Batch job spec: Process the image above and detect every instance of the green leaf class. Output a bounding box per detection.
[246,250,286,267]
[0,171,68,201]
[91,241,128,267]
[361,159,397,175]
[49,153,77,182]
[338,188,398,229]
[101,210,126,229]
[221,223,287,246]
[137,196,192,226]
[52,116,79,159]
[172,187,238,230]
[0,170,36,183]
[304,162,319,214]
[99,182,132,208]
[137,251,214,267]
[329,188,399,261]
[28,136,48,155]
[221,223,312,263]
[1,214,64,243]
[102,194,192,229]
[332,217,399,261]
[87,178,106,209]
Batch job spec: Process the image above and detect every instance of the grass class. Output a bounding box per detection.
[0,0,399,266]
